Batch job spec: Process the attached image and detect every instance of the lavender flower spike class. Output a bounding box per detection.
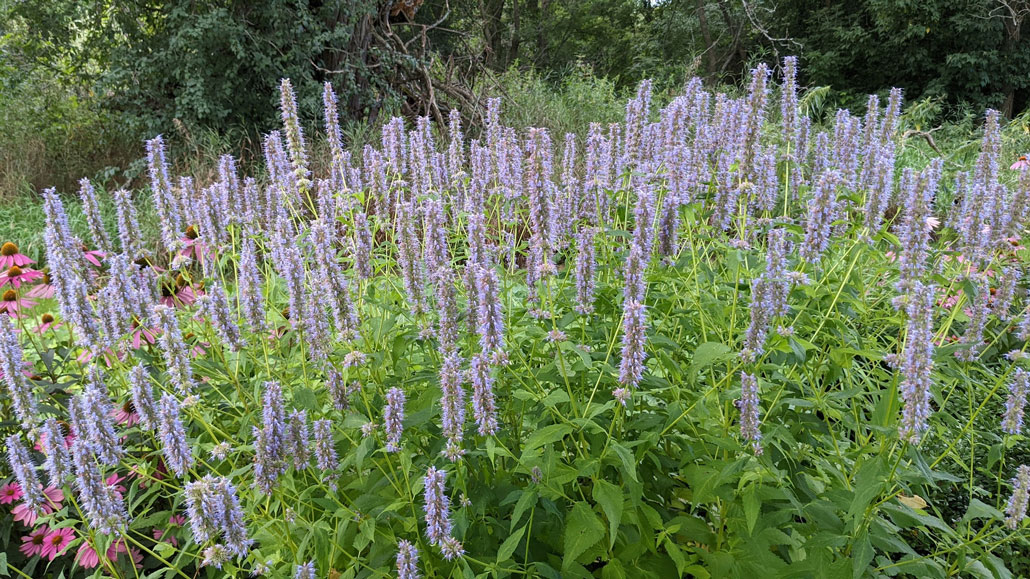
[129,364,158,431]
[617,299,648,389]
[1005,465,1030,530]
[439,352,466,461]
[198,283,246,351]
[384,387,406,452]
[899,283,936,443]
[70,438,128,533]
[152,304,197,394]
[6,435,45,515]
[1003,368,1030,435]
[158,394,194,477]
[0,315,39,428]
[313,420,338,471]
[470,353,498,436]
[78,178,112,252]
[736,373,763,455]
[39,418,72,486]
[396,540,421,579]
[423,466,454,546]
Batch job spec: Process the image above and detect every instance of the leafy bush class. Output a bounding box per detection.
[2,59,1030,579]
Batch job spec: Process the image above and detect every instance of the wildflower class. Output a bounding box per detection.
[153,514,185,546]
[280,78,311,188]
[396,540,420,579]
[343,350,367,368]
[800,170,841,263]
[313,420,338,471]
[1004,369,1030,435]
[895,161,944,289]
[1005,465,1030,529]
[35,312,60,334]
[1012,154,1029,171]
[531,466,543,483]
[1,315,38,428]
[612,387,631,407]
[0,265,43,289]
[129,364,158,431]
[0,289,36,317]
[202,544,231,569]
[152,304,197,394]
[111,188,144,259]
[574,227,598,315]
[993,266,1020,321]
[294,561,317,579]
[0,482,22,504]
[439,352,466,461]
[617,300,648,389]
[70,439,127,533]
[76,376,123,466]
[956,276,991,362]
[238,234,267,332]
[158,394,194,477]
[20,525,48,557]
[352,211,373,280]
[474,265,504,356]
[6,434,44,516]
[12,486,64,526]
[287,410,310,470]
[197,283,245,351]
[361,421,376,438]
[184,475,252,556]
[424,466,454,546]
[147,135,184,250]
[210,442,232,461]
[736,372,763,455]
[253,381,286,494]
[25,270,54,299]
[434,265,460,353]
[440,536,465,561]
[469,354,498,436]
[899,283,936,443]
[0,242,33,269]
[39,419,72,486]
[40,526,74,561]
[384,387,405,452]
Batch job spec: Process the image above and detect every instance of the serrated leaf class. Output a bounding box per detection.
[523,423,573,452]
[498,524,527,563]
[592,479,623,549]
[563,502,604,568]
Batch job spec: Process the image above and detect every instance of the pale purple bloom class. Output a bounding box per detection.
[474,265,504,357]
[313,420,338,471]
[736,372,763,455]
[286,410,310,470]
[899,283,936,442]
[396,540,420,579]
[146,135,184,249]
[158,394,194,477]
[79,375,123,465]
[294,562,316,579]
[152,304,197,394]
[198,283,245,351]
[39,418,72,486]
[0,315,38,428]
[957,276,991,362]
[423,466,453,545]
[470,354,498,436]
[994,266,1020,321]
[895,160,943,289]
[575,227,598,315]
[129,364,158,431]
[1005,465,1030,530]
[238,233,268,333]
[6,435,44,515]
[800,170,841,263]
[112,188,145,259]
[184,475,252,556]
[617,299,647,388]
[384,387,406,452]
[439,352,466,461]
[253,381,286,493]
[70,438,127,533]
[1004,369,1029,435]
[279,78,310,187]
[78,178,112,252]
[352,211,373,280]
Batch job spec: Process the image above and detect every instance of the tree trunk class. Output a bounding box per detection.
[696,0,716,77]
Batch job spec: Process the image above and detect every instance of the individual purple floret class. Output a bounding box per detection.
[384,387,406,452]
[736,372,763,455]
[157,394,194,477]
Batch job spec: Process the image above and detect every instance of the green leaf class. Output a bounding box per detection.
[690,342,732,374]
[592,479,623,549]
[742,484,760,535]
[523,423,573,452]
[852,529,875,579]
[610,442,638,482]
[498,524,527,563]
[563,502,605,568]
[510,489,538,532]
[291,386,318,411]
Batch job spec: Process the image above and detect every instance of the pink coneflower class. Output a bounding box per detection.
[178,227,210,262]
[1012,154,1029,171]
[0,242,33,269]
[12,487,63,526]
[160,283,201,308]
[0,289,37,318]
[113,400,140,426]
[107,539,143,569]
[75,542,102,569]
[20,525,49,557]
[81,247,105,268]
[75,346,124,366]
[106,473,127,499]
[36,313,62,334]
[41,527,74,561]
[152,514,185,546]
[0,266,44,289]
[25,271,56,299]
[130,322,160,350]
[0,482,23,504]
